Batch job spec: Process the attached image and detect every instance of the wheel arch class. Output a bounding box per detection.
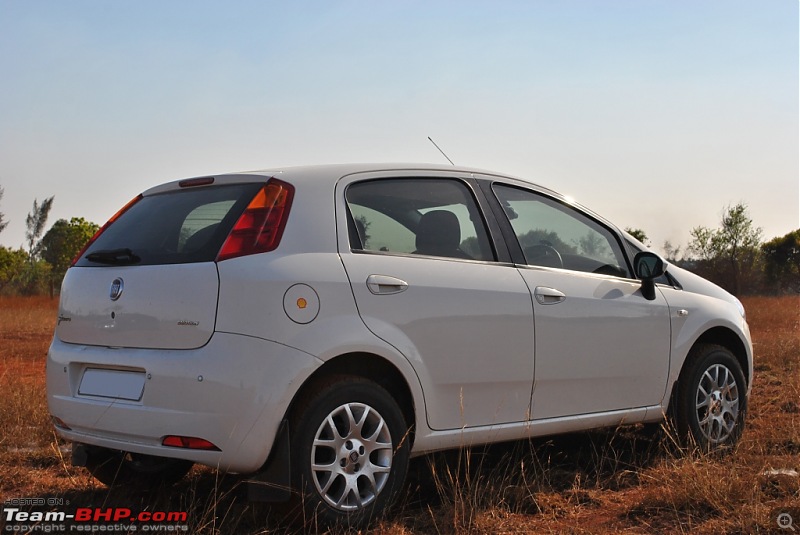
[284,352,417,448]
[691,326,751,386]
[666,325,751,415]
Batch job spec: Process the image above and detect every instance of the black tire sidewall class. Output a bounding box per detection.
[290,378,410,527]
[676,345,747,450]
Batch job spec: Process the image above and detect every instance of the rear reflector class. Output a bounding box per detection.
[216,179,294,262]
[162,436,220,451]
[51,416,71,430]
[70,194,143,267]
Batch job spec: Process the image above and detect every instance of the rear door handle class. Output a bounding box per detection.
[534,286,566,305]
[366,275,408,295]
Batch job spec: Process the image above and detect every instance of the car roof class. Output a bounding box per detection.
[144,162,547,195]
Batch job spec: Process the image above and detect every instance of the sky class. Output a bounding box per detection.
[0,1,797,255]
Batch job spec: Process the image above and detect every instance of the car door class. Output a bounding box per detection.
[489,181,672,420]
[336,173,535,431]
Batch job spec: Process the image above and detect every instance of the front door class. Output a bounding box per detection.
[491,183,672,420]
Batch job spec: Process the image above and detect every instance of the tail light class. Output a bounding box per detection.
[70,195,143,267]
[216,179,294,262]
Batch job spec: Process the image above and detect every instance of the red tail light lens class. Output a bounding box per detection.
[70,194,143,267]
[216,179,294,262]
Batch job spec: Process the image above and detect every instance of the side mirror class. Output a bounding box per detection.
[634,251,666,301]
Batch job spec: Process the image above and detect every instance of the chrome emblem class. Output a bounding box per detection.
[110,278,124,301]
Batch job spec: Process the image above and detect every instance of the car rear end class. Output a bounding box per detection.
[46,173,320,473]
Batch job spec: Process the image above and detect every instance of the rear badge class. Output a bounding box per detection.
[109,278,124,301]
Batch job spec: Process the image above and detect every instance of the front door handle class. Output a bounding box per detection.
[534,286,566,305]
[366,274,409,295]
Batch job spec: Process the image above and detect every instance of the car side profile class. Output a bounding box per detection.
[47,163,752,525]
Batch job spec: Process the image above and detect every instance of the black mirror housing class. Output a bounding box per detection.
[634,252,666,301]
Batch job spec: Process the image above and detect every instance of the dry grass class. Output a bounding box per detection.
[0,295,797,533]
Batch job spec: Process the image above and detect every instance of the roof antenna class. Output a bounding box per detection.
[428,136,455,166]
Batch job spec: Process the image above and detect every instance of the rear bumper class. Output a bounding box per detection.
[46,332,321,473]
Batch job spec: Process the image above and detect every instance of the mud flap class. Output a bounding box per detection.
[71,443,89,467]
[245,419,292,502]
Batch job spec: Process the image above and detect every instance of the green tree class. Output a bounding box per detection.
[0,247,28,294]
[689,203,762,295]
[40,217,99,296]
[25,196,55,260]
[625,227,650,246]
[0,185,8,235]
[761,229,800,294]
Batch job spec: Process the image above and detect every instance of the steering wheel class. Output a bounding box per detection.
[526,244,564,269]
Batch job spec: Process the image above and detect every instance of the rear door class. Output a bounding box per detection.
[489,181,672,420]
[58,182,262,350]
[337,173,535,431]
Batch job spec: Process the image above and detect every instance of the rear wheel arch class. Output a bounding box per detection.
[285,353,417,447]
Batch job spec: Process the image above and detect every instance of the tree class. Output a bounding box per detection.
[0,247,28,294]
[0,185,8,235]
[761,229,800,294]
[625,227,650,246]
[25,196,55,261]
[40,217,100,296]
[662,240,682,262]
[688,203,762,295]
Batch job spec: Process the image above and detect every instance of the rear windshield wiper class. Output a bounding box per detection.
[85,248,141,265]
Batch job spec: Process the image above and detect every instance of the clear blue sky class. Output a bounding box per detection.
[0,1,797,254]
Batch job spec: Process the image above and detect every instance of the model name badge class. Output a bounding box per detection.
[177,320,199,326]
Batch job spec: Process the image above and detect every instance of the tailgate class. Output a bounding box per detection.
[56,263,218,350]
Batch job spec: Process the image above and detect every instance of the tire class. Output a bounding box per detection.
[673,344,747,452]
[290,377,411,528]
[85,447,193,490]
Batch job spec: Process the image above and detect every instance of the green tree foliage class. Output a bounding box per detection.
[761,229,800,294]
[0,247,28,294]
[625,227,649,246]
[40,217,100,295]
[0,185,8,235]
[689,203,762,295]
[25,196,55,260]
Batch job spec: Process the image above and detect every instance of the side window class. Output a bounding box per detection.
[346,178,495,261]
[493,184,630,278]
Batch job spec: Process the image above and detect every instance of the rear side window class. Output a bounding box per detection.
[75,183,262,266]
[346,178,495,262]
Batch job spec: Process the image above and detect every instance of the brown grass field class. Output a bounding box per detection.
[1,295,798,533]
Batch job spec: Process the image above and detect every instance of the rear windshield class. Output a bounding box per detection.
[76,183,262,266]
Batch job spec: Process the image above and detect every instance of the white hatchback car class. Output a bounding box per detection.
[47,164,752,525]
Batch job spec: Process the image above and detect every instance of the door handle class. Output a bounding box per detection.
[534,286,566,305]
[366,275,409,295]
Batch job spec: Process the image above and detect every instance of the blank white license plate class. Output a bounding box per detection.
[78,368,145,401]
